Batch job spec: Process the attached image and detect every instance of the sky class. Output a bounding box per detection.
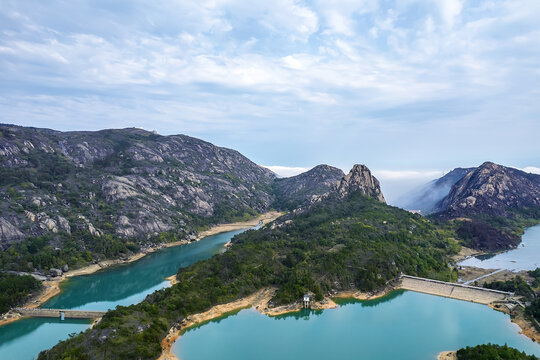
[1,0,539,202]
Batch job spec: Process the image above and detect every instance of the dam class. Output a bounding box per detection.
[13,308,106,319]
[398,275,513,304]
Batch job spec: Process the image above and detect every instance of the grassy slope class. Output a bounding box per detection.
[38,191,458,360]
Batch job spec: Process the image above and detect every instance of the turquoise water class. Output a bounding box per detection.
[173,290,540,360]
[0,228,250,360]
[458,224,540,271]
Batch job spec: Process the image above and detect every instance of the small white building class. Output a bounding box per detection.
[303,294,311,308]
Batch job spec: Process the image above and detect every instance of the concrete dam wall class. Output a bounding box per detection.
[399,275,512,304]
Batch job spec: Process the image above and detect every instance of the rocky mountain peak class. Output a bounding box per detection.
[439,162,540,217]
[335,164,386,203]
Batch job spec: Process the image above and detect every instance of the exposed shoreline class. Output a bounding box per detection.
[158,286,395,360]
[0,211,282,328]
[490,303,540,343]
[437,351,457,360]
[159,280,539,360]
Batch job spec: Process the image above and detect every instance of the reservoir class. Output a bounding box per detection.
[0,228,249,360]
[458,224,540,271]
[173,290,540,360]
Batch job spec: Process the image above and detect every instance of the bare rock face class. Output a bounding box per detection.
[24,210,37,222]
[77,215,103,237]
[335,164,386,203]
[101,177,140,201]
[0,217,24,243]
[38,213,58,233]
[439,162,540,217]
[117,216,130,226]
[57,216,71,234]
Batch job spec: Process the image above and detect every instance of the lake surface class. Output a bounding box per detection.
[173,290,540,360]
[458,224,540,271]
[0,228,250,360]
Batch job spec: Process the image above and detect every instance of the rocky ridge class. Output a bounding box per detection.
[0,125,276,248]
[438,162,540,218]
[272,165,345,210]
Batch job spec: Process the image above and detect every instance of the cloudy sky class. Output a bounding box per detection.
[1,0,539,200]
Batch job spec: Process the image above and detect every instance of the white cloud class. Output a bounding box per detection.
[262,165,310,177]
[520,166,540,175]
[438,0,463,28]
[372,170,445,180]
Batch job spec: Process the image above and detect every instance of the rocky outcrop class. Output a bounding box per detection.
[335,164,386,203]
[273,165,345,210]
[101,177,140,201]
[0,217,24,244]
[57,216,71,234]
[438,162,540,217]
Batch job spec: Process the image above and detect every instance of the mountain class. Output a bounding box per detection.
[434,162,540,250]
[0,124,279,271]
[335,164,386,203]
[398,167,474,214]
[272,165,345,210]
[439,162,540,218]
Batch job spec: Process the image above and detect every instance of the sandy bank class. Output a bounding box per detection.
[438,351,457,360]
[452,246,481,262]
[0,212,282,328]
[166,275,177,286]
[490,303,540,343]
[170,211,282,247]
[512,315,540,343]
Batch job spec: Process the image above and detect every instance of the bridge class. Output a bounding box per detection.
[14,308,106,319]
[398,274,513,305]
